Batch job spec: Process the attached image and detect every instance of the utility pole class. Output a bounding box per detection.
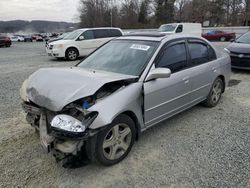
[111,8,113,27]
[109,0,113,27]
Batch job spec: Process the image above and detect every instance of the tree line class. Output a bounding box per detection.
[79,0,250,29]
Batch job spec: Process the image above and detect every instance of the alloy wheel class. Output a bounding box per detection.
[103,123,132,160]
[211,80,222,104]
[68,50,77,60]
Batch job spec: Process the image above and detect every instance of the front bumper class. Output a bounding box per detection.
[21,102,98,156]
[230,53,250,70]
[46,47,64,58]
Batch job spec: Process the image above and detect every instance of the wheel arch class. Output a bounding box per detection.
[217,75,226,93]
[65,46,80,57]
[120,111,141,141]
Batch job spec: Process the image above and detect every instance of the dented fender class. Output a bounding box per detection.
[88,82,144,130]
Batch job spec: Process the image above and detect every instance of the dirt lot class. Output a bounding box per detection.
[0,42,249,188]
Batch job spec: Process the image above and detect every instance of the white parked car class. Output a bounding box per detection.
[10,36,24,42]
[158,23,202,37]
[46,28,123,61]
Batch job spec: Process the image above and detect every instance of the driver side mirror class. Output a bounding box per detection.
[145,68,171,82]
[78,36,85,41]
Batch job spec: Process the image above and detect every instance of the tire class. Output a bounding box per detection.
[220,37,226,42]
[94,114,136,166]
[66,48,79,61]
[203,78,223,107]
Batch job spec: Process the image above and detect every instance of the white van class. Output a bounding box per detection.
[158,23,202,37]
[46,27,123,61]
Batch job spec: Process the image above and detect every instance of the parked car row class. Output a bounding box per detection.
[5,33,63,43]
[10,35,25,42]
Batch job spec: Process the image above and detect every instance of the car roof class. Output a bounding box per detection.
[77,27,122,31]
[118,33,206,42]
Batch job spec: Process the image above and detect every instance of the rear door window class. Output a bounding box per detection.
[188,42,210,66]
[109,29,122,37]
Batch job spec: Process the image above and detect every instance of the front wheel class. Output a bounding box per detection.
[66,48,79,61]
[94,114,136,166]
[203,78,223,107]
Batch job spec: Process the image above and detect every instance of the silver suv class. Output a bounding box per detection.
[20,33,231,166]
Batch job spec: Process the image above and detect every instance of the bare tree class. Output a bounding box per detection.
[79,0,113,27]
[120,0,139,28]
[138,0,151,24]
[175,0,190,22]
[78,0,249,28]
[155,0,175,24]
[242,0,250,25]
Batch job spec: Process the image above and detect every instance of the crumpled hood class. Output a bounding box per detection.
[26,67,137,111]
[227,42,250,54]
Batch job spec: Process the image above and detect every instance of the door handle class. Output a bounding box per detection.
[182,76,190,84]
[212,67,217,72]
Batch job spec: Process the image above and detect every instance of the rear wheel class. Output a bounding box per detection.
[94,114,136,166]
[66,48,79,61]
[220,37,226,42]
[203,78,223,107]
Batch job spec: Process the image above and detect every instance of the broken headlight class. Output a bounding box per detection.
[51,114,86,133]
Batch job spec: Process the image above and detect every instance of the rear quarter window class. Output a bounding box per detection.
[110,29,122,37]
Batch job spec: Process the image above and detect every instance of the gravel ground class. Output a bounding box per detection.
[0,42,249,188]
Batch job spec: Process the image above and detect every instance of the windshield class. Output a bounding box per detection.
[59,32,70,39]
[78,40,159,76]
[64,30,83,40]
[236,32,250,44]
[158,24,177,32]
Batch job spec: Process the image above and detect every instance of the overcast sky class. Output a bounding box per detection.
[0,0,80,22]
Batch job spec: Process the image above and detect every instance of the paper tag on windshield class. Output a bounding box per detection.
[130,44,150,51]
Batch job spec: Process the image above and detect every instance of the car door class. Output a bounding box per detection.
[143,40,193,127]
[77,30,96,56]
[186,39,218,103]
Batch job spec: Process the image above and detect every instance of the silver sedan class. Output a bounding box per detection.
[20,33,231,166]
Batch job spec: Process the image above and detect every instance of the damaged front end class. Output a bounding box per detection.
[22,100,100,166]
[20,72,136,167]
